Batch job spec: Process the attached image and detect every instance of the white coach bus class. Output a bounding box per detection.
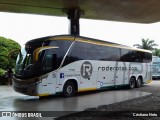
[13,35,152,97]
[152,56,160,80]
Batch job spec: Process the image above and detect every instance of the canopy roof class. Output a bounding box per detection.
[0,0,160,23]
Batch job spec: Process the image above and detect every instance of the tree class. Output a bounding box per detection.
[153,49,160,57]
[133,38,158,50]
[0,46,9,70]
[0,36,21,79]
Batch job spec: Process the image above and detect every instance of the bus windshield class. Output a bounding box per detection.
[15,46,40,79]
[15,46,61,79]
[15,39,73,80]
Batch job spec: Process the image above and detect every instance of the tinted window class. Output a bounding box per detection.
[41,40,73,74]
[130,51,143,62]
[64,41,152,66]
[64,41,121,65]
[49,40,73,60]
[120,49,130,62]
[143,52,152,63]
[120,48,152,63]
[89,44,107,60]
[43,52,53,72]
[106,47,120,61]
[42,49,59,74]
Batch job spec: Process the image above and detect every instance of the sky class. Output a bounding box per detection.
[0,12,160,48]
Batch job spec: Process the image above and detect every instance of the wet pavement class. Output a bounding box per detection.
[0,84,153,120]
[57,80,160,120]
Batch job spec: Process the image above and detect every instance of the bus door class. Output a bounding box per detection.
[40,48,59,94]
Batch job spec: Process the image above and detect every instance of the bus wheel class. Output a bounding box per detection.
[129,77,136,89]
[63,81,75,97]
[136,77,142,88]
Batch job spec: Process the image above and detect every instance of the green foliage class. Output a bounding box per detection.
[0,68,7,84]
[0,37,20,51]
[0,68,5,76]
[133,38,160,58]
[153,49,160,57]
[133,38,158,50]
[0,36,21,75]
[0,46,8,56]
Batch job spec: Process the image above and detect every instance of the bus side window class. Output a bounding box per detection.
[43,53,53,72]
[42,51,59,74]
[52,54,57,70]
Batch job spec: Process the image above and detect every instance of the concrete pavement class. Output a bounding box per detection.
[0,85,152,119]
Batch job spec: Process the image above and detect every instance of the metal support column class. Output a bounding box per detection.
[67,9,82,35]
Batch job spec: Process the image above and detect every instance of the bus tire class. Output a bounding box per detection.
[129,77,136,89]
[136,77,142,88]
[63,81,75,97]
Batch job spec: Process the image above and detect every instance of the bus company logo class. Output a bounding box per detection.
[60,73,64,78]
[2,112,11,117]
[81,61,93,79]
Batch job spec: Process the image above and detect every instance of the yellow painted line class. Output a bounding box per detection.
[33,46,59,62]
[78,88,97,92]
[147,80,152,83]
[49,36,75,41]
[37,93,50,97]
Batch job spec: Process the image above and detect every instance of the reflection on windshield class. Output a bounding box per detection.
[15,47,40,79]
[15,39,73,80]
[16,48,26,74]
[15,46,59,79]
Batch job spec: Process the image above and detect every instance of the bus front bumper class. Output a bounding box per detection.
[12,76,41,96]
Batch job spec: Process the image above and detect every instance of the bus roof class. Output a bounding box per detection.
[26,35,152,53]
[53,35,152,53]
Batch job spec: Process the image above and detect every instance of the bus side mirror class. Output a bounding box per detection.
[8,49,21,60]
